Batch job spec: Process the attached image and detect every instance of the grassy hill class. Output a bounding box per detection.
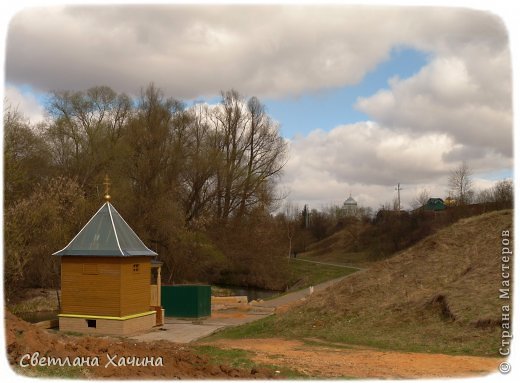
[213,210,512,356]
[299,220,371,266]
[285,260,359,291]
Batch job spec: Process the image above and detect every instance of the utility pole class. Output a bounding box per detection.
[395,183,403,211]
[303,204,309,228]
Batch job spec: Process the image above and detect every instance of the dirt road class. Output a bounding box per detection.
[204,338,503,379]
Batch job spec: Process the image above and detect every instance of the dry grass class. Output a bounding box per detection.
[216,210,513,356]
[301,221,371,266]
[7,288,60,314]
[309,210,512,322]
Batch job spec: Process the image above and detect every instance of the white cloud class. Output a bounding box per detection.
[356,50,512,158]
[4,85,46,124]
[281,121,511,210]
[284,122,453,185]
[5,6,509,100]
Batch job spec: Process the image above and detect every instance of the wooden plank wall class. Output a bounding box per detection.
[119,256,151,316]
[61,257,121,316]
[61,256,152,317]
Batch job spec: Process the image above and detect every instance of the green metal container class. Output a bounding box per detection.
[161,285,211,318]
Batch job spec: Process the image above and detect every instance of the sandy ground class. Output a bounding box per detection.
[203,338,503,379]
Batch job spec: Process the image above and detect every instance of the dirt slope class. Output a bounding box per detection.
[271,210,513,355]
[5,310,271,379]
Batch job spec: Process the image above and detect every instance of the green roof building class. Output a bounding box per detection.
[423,198,446,211]
[54,177,162,335]
[53,202,158,257]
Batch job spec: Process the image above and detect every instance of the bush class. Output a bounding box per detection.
[4,177,90,299]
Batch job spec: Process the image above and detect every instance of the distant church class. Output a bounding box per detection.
[342,194,358,217]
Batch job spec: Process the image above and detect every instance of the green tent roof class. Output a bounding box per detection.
[424,198,446,211]
[53,202,157,257]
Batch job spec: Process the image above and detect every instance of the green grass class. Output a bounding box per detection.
[203,315,278,342]
[13,364,85,379]
[286,259,358,292]
[35,365,85,378]
[301,250,369,267]
[193,345,308,378]
[203,309,501,357]
[194,345,256,369]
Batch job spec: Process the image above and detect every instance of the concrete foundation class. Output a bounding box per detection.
[59,312,156,336]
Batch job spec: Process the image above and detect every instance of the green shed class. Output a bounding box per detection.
[161,285,211,318]
[423,198,446,211]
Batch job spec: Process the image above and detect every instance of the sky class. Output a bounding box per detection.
[1,1,516,211]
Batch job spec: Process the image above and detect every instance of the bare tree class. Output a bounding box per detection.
[4,177,89,298]
[5,84,292,293]
[411,189,430,210]
[493,179,513,206]
[474,188,494,204]
[237,96,287,216]
[211,90,287,221]
[281,202,300,259]
[45,86,132,188]
[3,102,52,206]
[181,104,219,225]
[449,162,473,205]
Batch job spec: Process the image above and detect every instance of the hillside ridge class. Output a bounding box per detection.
[271,209,513,355]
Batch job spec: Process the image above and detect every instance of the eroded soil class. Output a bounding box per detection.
[5,310,271,379]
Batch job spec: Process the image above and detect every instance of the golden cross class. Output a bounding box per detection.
[103,174,111,202]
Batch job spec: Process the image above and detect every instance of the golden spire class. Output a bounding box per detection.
[103,174,111,202]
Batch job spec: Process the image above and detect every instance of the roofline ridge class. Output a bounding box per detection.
[52,202,109,256]
[107,202,124,256]
[109,203,157,255]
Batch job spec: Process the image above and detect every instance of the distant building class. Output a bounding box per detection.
[423,198,446,211]
[444,196,456,206]
[342,194,358,216]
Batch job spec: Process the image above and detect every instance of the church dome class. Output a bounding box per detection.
[343,195,357,206]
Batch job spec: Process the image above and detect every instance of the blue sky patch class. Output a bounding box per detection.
[8,82,50,106]
[477,168,513,181]
[265,47,431,138]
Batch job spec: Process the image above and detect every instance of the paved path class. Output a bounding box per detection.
[130,273,359,344]
[292,257,364,270]
[254,275,350,308]
[130,308,274,344]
